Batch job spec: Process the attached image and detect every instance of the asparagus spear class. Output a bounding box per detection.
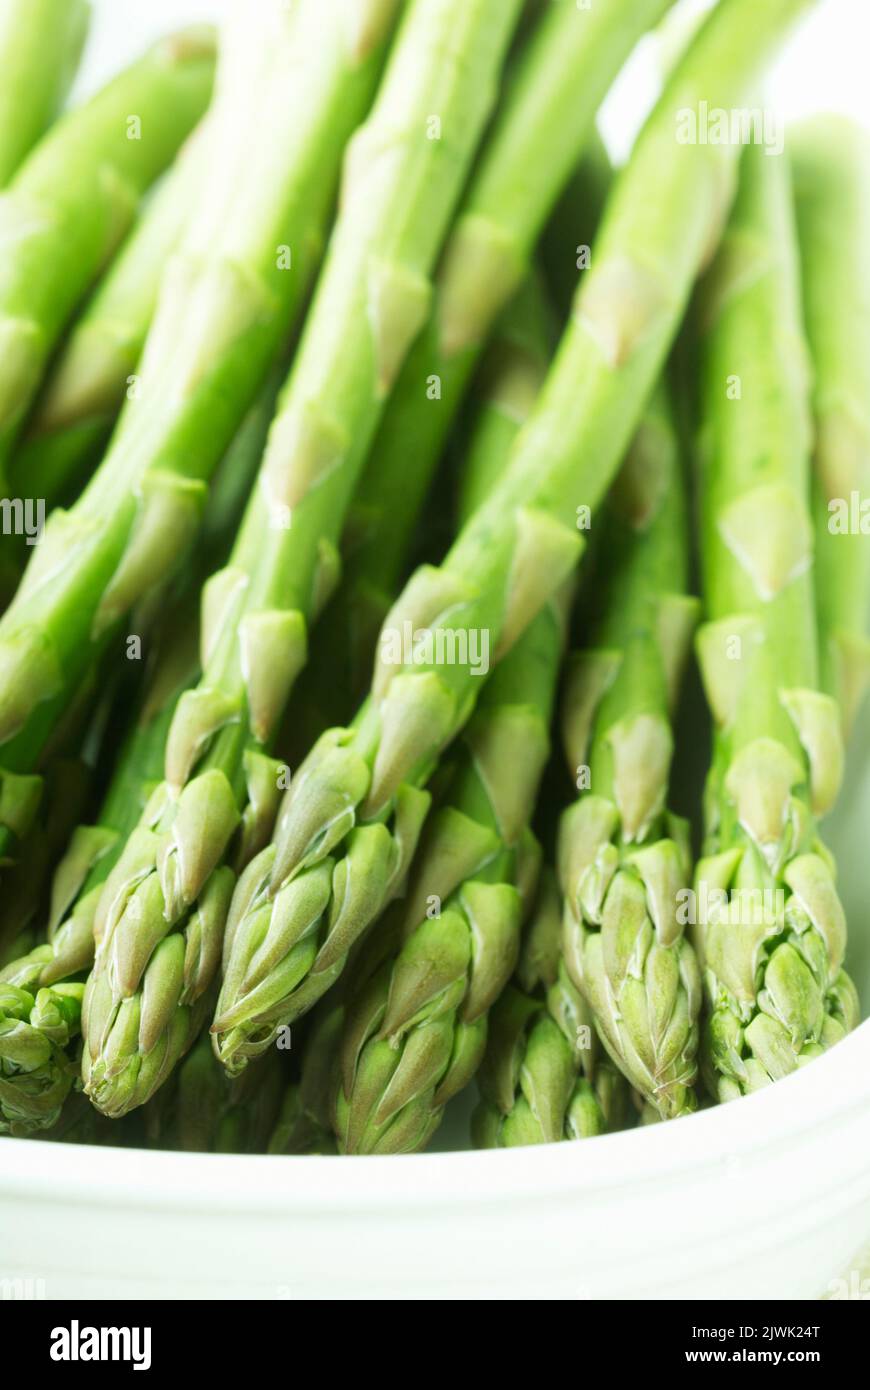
[792,117,870,738]
[213,0,814,1074]
[558,381,701,1119]
[0,26,215,485]
[332,288,562,1154]
[0,0,90,188]
[289,273,556,755]
[0,0,397,786]
[0,640,191,1134]
[84,0,525,1117]
[351,0,675,615]
[473,872,630,1146]
[693,140,858,1103]
[10,123,209,511]
[474,380,696,1141]
[0,382,274,1133]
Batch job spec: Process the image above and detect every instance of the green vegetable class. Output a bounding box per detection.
[558,381,700,1119]
[83,0,523,1117]
[792,116,870,739]
[352,0,676,613]
[290,0,629,749]
[0,615,197,1135]
[473,873,631,1147]
[11,121,209,510]
[0,381,274,1132]
[0,0,396,792]
[213,0,813,1075]
[0,25,215,486]
[0,0,90,188]
[332,282,561,1154]
[693,140,859,1102]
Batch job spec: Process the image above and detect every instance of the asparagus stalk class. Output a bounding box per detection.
[558,381,701,1119]
[332,288,562,1154]
[474,381,696,1142]
[0,639,192,1134]
[0,0,90,188]
[289,273,556,756]
[10,123,209,511]
[693,140,858,1103]
[351,0,675,613]
[792,117,870,739]
[0,382,274,1133]
[84,0,525,1117]
[0,26,215,484]
[0,0,397,786]
[213,0,813,1073]
[473,872,630,1146]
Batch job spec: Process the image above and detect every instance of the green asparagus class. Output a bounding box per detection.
[332,286,561,1154]
[287,273,556,757]
[0,380,274,1132]
[0,0,90,188]
[792,117,870,739]
[213,0,813,1074]
[11,122,209,511]
[693,139,858,1102]
[0,26,214,485]
[558,381,701,1119]
[473,872,630,1146]
[83,0,525,1116]
[287,0,629,749]
[350,0,675,617]
[0,0,397,790]
[0,613,200,1134]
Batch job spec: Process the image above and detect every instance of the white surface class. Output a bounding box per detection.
[2,0,868,1302]
[3,1021,870,1299]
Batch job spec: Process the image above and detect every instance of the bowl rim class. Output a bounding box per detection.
[3,1017,869,1213]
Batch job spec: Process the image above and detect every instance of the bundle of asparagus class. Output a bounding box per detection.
[212,0,810,1075]
[3,0,863,1161]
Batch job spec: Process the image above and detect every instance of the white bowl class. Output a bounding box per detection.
[2,0,869,1303]
[2,1019,870,1300]
[8,687,870,1301]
